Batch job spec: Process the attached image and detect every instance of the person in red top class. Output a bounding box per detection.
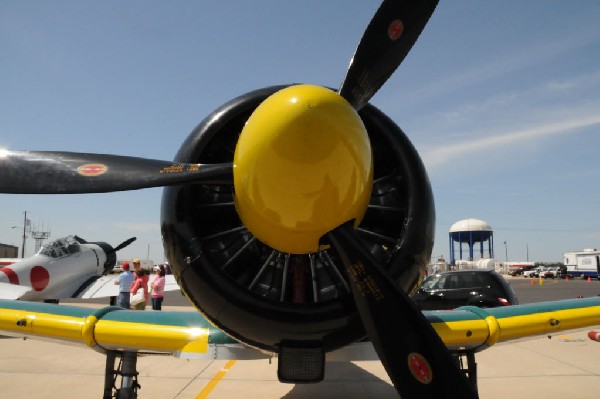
[151,264,166,310]
[130,269,149,311]
[131,258,149,310]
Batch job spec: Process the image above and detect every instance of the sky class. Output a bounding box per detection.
[1,1,599,264]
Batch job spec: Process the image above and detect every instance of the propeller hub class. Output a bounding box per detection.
[233,84,373,254]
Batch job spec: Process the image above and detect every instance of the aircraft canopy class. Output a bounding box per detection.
[38,236,80,258]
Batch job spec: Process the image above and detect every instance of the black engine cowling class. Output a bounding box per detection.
[160,85,434,353]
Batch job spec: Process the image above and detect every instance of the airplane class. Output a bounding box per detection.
[0,234,137,302]
[0,235,181,304]
[0,1,599,398]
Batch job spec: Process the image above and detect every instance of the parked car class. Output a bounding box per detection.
[555,265,568,279]
[412,270,519,310]
[523,266,547,278]
[532,267,547,278]
[509,265,535,276]
[542,266,560,279]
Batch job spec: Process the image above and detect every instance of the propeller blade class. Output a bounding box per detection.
[327,222,477,399]
[0,150,232,194]
[112,237,137,253]
[339,0,438,110]
[73,236,88,244]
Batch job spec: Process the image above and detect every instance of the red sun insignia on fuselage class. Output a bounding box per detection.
[30,266,50,291]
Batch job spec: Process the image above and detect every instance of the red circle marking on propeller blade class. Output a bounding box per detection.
[77,164,108,176]
[388,20,404,40]
[408,352,433,384]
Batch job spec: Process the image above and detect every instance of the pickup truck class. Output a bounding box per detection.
[542,266,560,279]
[523,266,546,278]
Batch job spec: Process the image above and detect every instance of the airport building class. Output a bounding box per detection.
[0,243,18,258]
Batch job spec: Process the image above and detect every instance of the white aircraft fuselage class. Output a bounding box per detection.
[0,236,109,301]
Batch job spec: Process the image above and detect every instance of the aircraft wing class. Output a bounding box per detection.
[1,297,599,358]
[429,297,600,351]
[75,275,119,299]
[0,299,266,360]
[78,274,181,299]
[0,281,33,300]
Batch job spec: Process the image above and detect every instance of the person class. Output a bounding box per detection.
[131,258,149,310]
[163,262,172,275]
[114,262,134,309]
[151,265,166,310]
[130,269,149,311]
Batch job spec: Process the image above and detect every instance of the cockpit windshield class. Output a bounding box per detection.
[38,236,80,258]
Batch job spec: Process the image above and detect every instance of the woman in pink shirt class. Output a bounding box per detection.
[130,269,149,310]
[151,265,166,310]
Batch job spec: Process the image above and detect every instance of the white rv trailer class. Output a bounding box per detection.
[563,249,600,279]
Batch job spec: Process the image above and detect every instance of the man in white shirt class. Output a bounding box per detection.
[114,261,134,309]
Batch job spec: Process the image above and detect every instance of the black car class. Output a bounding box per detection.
[412,270,519,310]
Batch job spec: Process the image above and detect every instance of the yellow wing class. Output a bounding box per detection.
[0,299,266,360]
[2,297,600,356]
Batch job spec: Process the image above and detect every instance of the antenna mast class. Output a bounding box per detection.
[31,225,51,253]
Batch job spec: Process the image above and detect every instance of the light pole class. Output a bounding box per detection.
[11,211,30,258]
[503,240,508,262]
[21,211,28,258]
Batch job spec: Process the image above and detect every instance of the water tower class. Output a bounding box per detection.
[449,218,494,265]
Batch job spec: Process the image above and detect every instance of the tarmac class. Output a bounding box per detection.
[1,277,600,398]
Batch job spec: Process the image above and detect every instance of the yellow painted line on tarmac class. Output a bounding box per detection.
[557,334,585,342]
[195,360,237,399]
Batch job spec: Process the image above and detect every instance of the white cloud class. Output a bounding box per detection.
[386,33,596,111]
[422,114,600,169]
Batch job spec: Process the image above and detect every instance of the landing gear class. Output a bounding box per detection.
[103,351,140,399]
[453,350,479,399]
